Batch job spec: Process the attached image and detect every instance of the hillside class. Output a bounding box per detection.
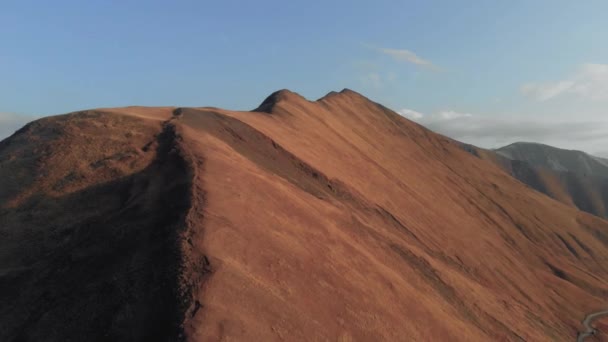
[2,90,608,341]
[463,142,608,219]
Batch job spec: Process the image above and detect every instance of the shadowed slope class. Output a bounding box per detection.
[0,110,205,341]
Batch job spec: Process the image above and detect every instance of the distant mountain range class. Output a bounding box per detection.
[463,141,608,219]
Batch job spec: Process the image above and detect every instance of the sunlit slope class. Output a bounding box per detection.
[178,89,608,341]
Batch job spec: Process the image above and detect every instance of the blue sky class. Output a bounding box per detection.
[1,0,608,154]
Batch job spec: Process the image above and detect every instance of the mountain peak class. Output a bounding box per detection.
[497,141,587,156]
[499,141,559,150]
[339,88,359,95]
[254,88,373,114]
[253,89,306,113]
[317,88,368,102]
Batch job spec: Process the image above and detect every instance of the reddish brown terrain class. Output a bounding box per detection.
[2,89,608,341]
[594,320,608,341]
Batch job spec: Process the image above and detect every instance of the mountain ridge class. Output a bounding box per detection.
[2,89,608,341]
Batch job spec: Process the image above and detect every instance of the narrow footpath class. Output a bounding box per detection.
[577,310,608,342]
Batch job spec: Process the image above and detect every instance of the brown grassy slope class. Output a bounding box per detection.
[594,319,608,341]
[173,89,608,341]
[1,92,608,341]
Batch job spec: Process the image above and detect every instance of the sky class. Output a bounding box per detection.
[1,0,607,155]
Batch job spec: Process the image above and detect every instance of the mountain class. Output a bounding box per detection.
[496,142,608,179]
[2,90,608,341]
[464,142,608,219]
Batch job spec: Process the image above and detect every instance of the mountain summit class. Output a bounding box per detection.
[2,90,608,341]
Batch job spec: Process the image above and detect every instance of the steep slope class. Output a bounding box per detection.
[2,91,608,341]
[464,142,608,219]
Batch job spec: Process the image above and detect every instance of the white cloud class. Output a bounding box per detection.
[395,107,608,155]
[521,81,575,101]
[365,44,440,71]
[571,63,608,100]
[521,63,608,101]
[397,109,471,121]
[386,72,398,81]
[379,48,434,67]
[397,108,424,119]
[437,110,472,120]
[360,71,399,89]
[361,72,383,89]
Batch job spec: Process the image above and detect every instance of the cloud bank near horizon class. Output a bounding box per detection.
[521,63,608,102]
[397,108,608,157]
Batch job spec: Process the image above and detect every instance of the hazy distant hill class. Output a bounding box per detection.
[464,142,608,219]
[496,142,608,179]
